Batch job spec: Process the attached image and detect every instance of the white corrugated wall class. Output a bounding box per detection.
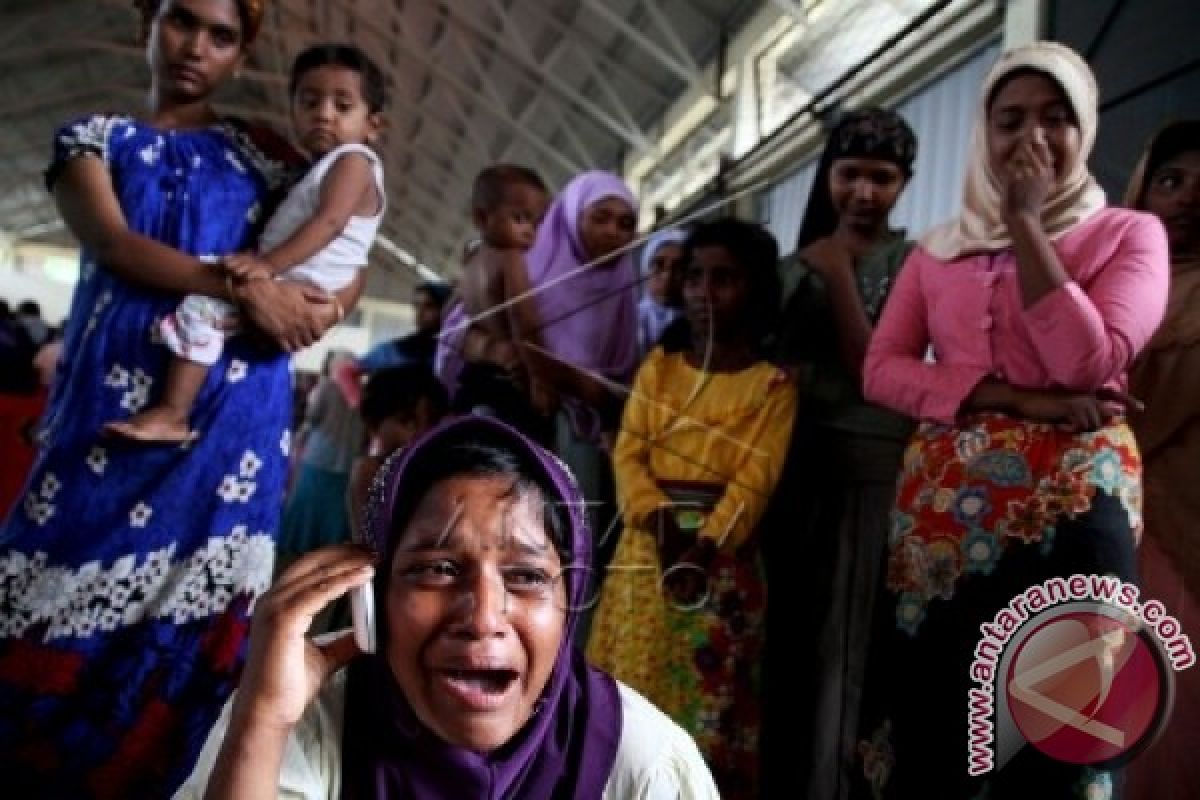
[761,40,1001,255]
[890,40,1001,236]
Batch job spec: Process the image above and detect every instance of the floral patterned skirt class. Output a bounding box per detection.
[852,414,1141,800]
[587,526,765,800]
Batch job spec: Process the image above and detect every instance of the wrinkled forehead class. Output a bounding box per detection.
[396,476,554,550]
[365,424,592,581]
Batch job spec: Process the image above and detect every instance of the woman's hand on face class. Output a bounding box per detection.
[233,545,375,734]
[1002,130,1056,220]
[1011,387,1143,431]
[237,279,334,352]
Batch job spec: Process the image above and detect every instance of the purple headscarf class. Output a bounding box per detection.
[433,300,468,399]
[637,229,687,354]
[341,415,622,799]
[526,171,640,441]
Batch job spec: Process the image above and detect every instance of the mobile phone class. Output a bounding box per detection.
[351,583,376,654]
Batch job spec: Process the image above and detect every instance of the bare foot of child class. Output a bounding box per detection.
[104,407,195,444]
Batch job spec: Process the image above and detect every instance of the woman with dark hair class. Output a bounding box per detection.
[1124,119,1200,800]
[766,108,918,800]
[0,1,357,795]
[588,218,795,799]
[178,416,719,798]
[852,43,1169,798]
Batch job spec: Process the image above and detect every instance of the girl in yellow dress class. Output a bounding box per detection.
[587,218,796,799]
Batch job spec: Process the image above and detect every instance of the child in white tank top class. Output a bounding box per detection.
[107,44,388,444]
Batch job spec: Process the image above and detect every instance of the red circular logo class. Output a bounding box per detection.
[1005,609,1167,765]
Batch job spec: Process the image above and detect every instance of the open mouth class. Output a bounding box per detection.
[436,668,520,711]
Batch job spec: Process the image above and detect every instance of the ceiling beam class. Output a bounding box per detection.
[580,0,703,87]
[445,0,653,153]
[359,9,586,177]
[641,0,709,75]
[499,0,676,103]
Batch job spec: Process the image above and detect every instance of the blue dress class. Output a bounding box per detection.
[0,114,296,798]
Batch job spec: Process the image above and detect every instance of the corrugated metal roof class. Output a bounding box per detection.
[0,0,761,302]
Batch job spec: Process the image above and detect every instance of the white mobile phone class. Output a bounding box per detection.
[351,583,376,654]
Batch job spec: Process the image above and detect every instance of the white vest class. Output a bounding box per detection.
[260,142,385,292]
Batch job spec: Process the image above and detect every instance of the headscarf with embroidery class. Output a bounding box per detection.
[920,41,1107,260]
[341,415,622,799]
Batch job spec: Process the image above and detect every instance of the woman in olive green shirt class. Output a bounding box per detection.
[764,108,918,800]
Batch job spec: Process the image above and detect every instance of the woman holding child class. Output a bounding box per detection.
[0,1,362,795]
[851,43,1169,798]
[521,171,642,599]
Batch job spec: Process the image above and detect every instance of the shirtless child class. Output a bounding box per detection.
[440,165,553,440]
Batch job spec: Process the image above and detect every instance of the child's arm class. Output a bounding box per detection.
[54,158,228,297]
[502,251,609,411]
[696,377,797,553]
[501,251,553,385]
[239,151,379,278]
[611,357,675,529]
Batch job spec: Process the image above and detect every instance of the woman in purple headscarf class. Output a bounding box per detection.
[524,172,640,433]
[177,415,718,799]
[520,171,640,612]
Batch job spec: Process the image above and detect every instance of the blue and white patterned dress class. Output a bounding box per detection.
[0,114,297,798]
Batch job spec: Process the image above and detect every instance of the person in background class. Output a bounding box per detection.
[588,218,795,799]
[357,280,452,373]
[176,416,720,799]
[522,171,641,608]
[335,279,453,409]
[637,229,687,357]
[277,351,365,572]
[765,108,917,800]
[851,42,1168,798]
[1123,119,1200,800]
[346,364,448,530]
[0,302,43,520]
[435,164,554,441]
[0,1,351,795]
[15,300,50,349]
[0,300,38,394]
[32,325,65,390]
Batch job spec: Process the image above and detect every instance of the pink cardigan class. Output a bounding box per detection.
[863,208,1169,423]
